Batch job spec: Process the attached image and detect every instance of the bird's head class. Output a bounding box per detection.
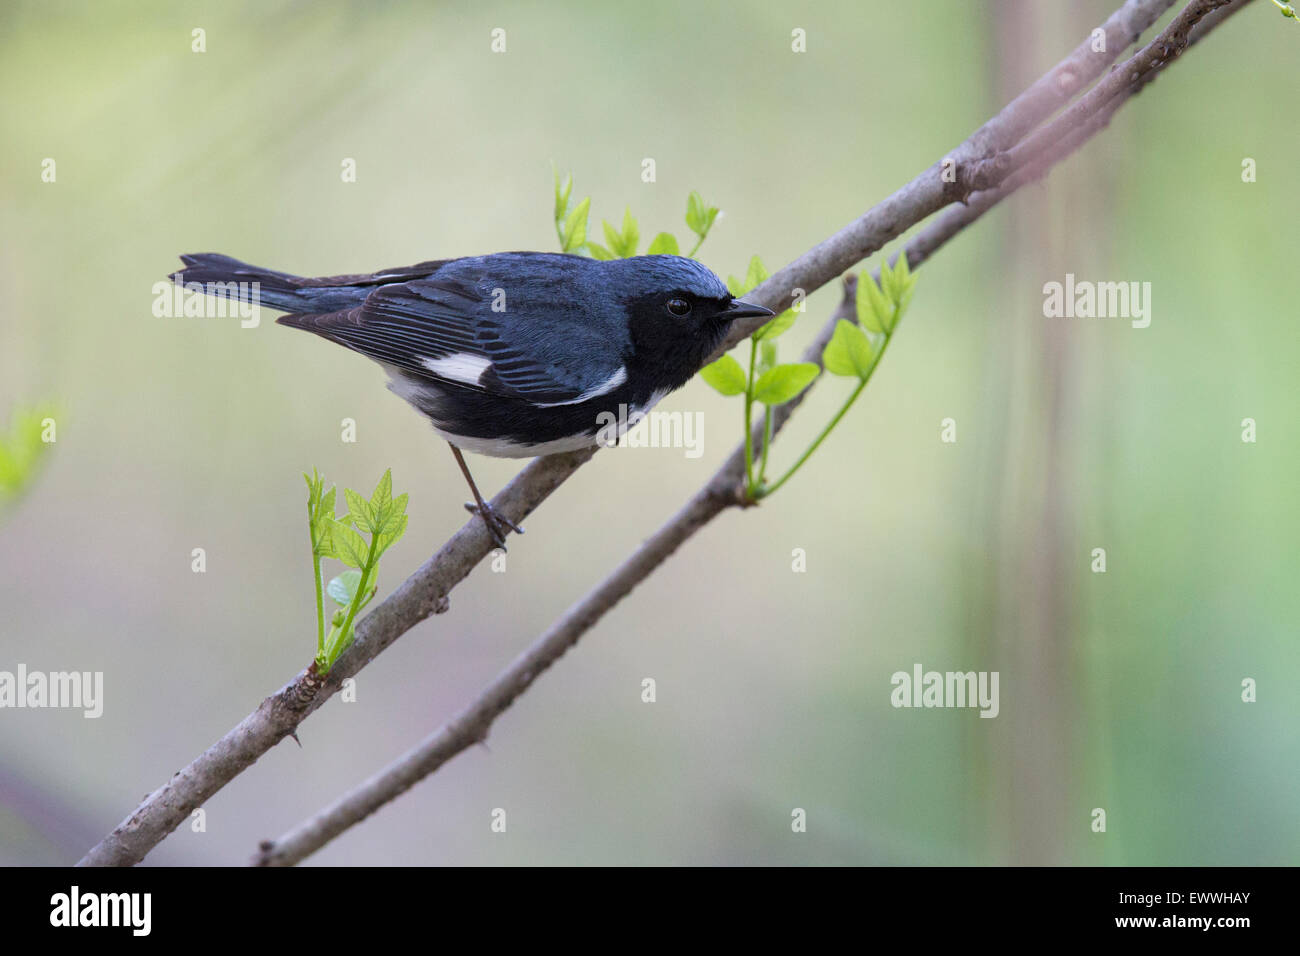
[608,255,773,390]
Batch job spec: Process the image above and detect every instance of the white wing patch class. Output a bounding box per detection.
[418,353,626,406]
[531,366,628,408]
[421,353,491,386]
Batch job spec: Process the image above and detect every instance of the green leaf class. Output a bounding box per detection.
[822,319,875,379]
[327,570,363,607]
[586,241,615,261]
[330,518,371,569]
[344,488,375,533]
[874,253,916,331]
[881,258,900,302]
[312,518,339,560]
[369,469,398,529]
[553,167,572,225]
[370,469,392,511]
[378,493,409,537]
[603,208,640,258]
[562,196,590,252]
[894,251,912,291]
[757,340,777,376]
[601,219,625,257]
[685,191,719,238]
[699,354,748,396]
[304,469,322,504]
[752,309,797,342]
[753,363,819,406]
[0,406,56,500]
[727,255,768,298]
[387,490,409,521]
[647,232,679,256]
[377,513,409,555]
[620,207,639,256]
[307,476,340,558]
[685,191,705,233]
[857,271,891,334]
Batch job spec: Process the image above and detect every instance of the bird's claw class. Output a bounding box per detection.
[464,501,524,550]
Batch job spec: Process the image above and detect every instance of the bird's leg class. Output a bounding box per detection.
[449,444,523,550]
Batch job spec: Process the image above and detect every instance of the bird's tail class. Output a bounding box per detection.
[169,253,373,313]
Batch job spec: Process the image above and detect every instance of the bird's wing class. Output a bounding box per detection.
[278,261,629,406]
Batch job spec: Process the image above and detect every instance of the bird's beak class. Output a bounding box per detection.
[722,298,776,321]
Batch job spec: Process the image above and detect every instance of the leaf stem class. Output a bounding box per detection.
[758,405,773,489]
[325,532,381,670]
[761,323,897,498]
[743,338,757,493]
[312,549,325,661]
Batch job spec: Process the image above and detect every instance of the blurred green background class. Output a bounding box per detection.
[1,0,1296,866]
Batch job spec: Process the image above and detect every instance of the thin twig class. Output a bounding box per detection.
[964,0,1238,192]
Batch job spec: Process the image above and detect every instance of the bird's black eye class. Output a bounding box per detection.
[666,297,692,317]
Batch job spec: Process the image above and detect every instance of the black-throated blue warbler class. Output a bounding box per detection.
[170,251,773,546]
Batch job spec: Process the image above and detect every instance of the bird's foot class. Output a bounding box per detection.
[464,501,524,550]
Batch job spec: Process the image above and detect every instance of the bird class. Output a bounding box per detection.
[170,251,773,548]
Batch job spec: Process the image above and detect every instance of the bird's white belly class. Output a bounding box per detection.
[385,362,672,459]
[430,428,599,458]
[434,388,672,459]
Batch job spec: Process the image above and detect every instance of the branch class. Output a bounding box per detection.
[79,0,1190,867]
[717,0,1193,342]
[252,0,1254,867]
[965,0,1238,192]
[76,450,594,866]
